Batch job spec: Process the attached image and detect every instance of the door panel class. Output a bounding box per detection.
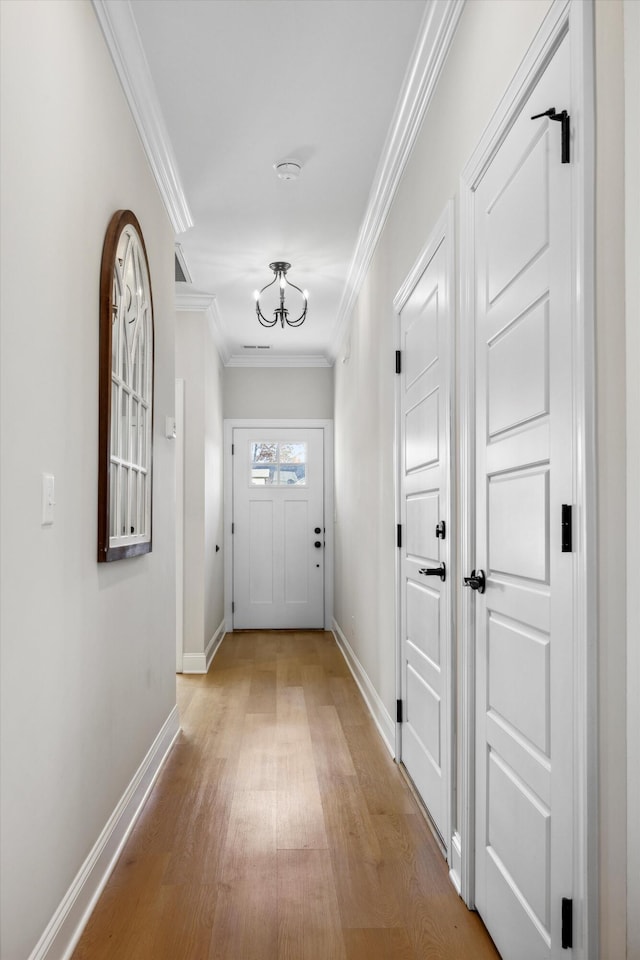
[488,299,549,435]
[473,35,573,959]
[249,500,274,603]
[405,392,439,470]
[284,500,310,603]
[399,226,452,849]
[486,131,549,305]
[233,428,324,629]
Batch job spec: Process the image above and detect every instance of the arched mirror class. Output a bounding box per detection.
[98,210,154,561]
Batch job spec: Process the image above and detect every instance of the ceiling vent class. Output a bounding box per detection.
[174,243,192,283]
[243,345,271,350]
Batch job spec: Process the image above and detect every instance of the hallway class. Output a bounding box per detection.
[72,632,499,959]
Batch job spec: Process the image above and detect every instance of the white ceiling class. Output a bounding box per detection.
[127,0,429,365]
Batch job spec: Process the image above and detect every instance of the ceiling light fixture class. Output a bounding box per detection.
[253,262,308,329]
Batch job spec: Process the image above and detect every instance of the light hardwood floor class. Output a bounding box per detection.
[72,631,499,959]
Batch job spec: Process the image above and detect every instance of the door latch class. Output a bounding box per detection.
[531,107,570,163]
[463,569,486,594]
[435,521,446,540]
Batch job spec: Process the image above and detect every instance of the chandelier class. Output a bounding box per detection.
[253,262,308,328]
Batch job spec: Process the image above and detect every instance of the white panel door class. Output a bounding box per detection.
[472,35,574,959]
[232,427,324,629]
[399,233,451,847]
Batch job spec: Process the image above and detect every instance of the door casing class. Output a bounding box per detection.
[224,418,334,632]
[458,1,597,956]
[175,378,185,672]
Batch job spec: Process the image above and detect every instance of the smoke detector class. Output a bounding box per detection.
[274,159,302,181]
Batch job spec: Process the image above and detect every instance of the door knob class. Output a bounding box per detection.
[463,569,486,593]
[418,563,446,582]
[314,541,322,548]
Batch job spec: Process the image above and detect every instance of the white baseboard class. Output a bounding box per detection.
[449,830,463,896]
[28,706,180,960]
[331,618,395,756]
[182,619,226,674]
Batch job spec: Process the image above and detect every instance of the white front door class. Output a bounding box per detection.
[398,221,452,849]
[471,35,574,959]
[232,427,325,629]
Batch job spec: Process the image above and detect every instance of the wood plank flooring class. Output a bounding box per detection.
[72,631,499,960]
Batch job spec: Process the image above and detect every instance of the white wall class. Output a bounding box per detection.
[333,0,630,956]
[624,1,640,954]
[0,2,177,958]
[224,366,334,420]
[176,309,225,660]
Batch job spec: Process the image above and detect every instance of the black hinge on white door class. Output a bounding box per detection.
[395,350,401,374]
[397,524,402,549]
[561,898,573,949]
[232,601,235,614]
[396,699,403,723]
[231,522,235,535]
[561,504,572,552]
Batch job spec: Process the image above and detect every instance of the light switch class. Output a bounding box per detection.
[42,473,55,525]
[165,416,176,440]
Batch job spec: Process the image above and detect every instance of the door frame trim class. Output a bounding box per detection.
[175,378,185,672]
[458,1,597,956]
[223,418,334,632]
[393,200,456,862]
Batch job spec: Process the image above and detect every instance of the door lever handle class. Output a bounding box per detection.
[530,107,570,163]
[418,563,446,582]
[463,569,486,594]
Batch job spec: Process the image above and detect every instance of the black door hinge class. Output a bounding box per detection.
[561,898,573,949]
[397,524,402,549]
[232,601,235,613]
[561,504,572,552]
[231,522,235,535]
[396,699,403,723]
[231,443,235,454]
[395,350,401,374]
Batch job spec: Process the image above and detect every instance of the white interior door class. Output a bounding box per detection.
[471,35,574,959]
[398,224,452,849]
[232,427,325,629]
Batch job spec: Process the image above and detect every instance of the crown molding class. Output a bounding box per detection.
[175,292,230,365]
[329,0,465,360]
[92,0,194,234]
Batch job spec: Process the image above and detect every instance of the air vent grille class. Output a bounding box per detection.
[175,256,187,283]
[174,244,192,283]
